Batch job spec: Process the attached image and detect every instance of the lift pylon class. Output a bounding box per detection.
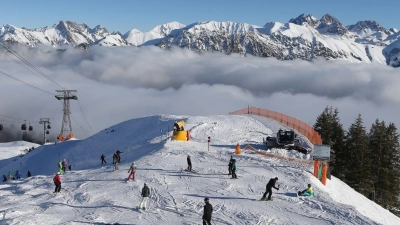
[55,90,77,141]
[39,118,51,144]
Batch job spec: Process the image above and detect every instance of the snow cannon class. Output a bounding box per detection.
[171,120,189,141]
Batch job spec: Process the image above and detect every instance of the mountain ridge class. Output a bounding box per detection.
[0,14,399,67]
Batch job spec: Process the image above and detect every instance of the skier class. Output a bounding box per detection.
[261,177,280,201]
[202,197,213,225]
[27,171,32,177]
[53,172,61,193]
[139,183,150,210]
[231,159,237,179]
[8,171,13,181]
[2,175,7,182]
[187,155,192,172]
[127,162,136,180]
[62,159,68,174]
[116,149,124,163]
[58,160,63,175]
[298,184,314,196]
[113,152,119,171]
[100,154,106,164]
[15,170,22,179]
[228,156,234,175]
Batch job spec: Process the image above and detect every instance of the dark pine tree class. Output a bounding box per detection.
[313,106,346,179]
[369,121,400,215]
[344,114,372,194]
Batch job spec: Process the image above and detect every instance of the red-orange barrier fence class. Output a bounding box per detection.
[229,107,322,145]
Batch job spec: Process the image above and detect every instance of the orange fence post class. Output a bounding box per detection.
[322,163,328,185]
[313,160,319,178]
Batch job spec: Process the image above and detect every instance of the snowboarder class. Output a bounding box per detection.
[127,162,136,180]
[261,177,280,200]
[2,175,7,182]
[100,154,106,164]
[58,160,63,175]
[53,172,61,193]
[27,171,32,177]
[187,155,192,172]
[8,171,13,181]
[228,156,234,175]
[231,159,237,179]
[139,183,150,210]
[116,149,124,163]
[202,197,213,225]
[113,152,119,171]
[15,170,21,179]
[298,184,314,196]
[62,159,68,174]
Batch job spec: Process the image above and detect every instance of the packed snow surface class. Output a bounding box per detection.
[0,114,399,225]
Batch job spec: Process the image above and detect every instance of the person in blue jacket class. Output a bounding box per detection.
[15,170,22,179]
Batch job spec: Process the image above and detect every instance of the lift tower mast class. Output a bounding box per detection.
[55,90,77,141]
[39,118,51,144]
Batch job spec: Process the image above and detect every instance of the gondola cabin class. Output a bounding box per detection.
[46,130,49,134]
[0,124,3,131]
[47,124,51,129]
[29,125,33,131]
[21,124,27,130]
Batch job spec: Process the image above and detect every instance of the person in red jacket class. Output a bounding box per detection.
[53,172,61,193]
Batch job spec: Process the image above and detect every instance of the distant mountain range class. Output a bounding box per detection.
[1,14,399,67]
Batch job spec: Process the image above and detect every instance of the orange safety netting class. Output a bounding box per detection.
[229,107,322,145]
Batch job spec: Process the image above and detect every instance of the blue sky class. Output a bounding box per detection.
[1,0,398,33]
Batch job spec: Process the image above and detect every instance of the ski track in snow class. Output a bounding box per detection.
[0,114,396,224]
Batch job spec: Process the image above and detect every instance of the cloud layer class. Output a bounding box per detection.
[0,45,399,140]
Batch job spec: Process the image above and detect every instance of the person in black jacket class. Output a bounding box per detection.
[261,177,279,200]
[202,197,213,225]
[100,154,106,164]
[228,156,234,175]
[187,155,192,172]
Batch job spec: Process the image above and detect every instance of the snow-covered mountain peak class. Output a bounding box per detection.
[317,14,349,36]
[390,28,399,33]
[289,14,320,28]
[347,20,391,35]
[149,21,185,36]
[1,24,18,33]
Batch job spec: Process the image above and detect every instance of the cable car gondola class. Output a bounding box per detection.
[21,123,27,130]
[47,124,51,129]
[29,125,33,131]
[0,124,3,131]
[46,130,49,134]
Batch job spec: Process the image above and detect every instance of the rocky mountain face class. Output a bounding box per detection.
[0,15,399,67]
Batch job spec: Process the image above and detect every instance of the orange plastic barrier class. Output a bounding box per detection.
[322,163,328,185]
[314,160,320,178]
[229,106,322,145]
